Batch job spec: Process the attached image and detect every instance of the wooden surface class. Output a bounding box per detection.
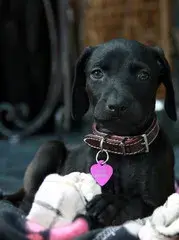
[71,0,173,99]
[157,0,171,99]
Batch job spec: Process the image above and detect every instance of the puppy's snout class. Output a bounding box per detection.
[107,103,127,113]
[106,99,128,114]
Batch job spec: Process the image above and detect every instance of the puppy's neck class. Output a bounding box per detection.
[95,115,156,137]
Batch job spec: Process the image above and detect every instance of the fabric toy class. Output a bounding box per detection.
[138,193,179,240]
[26,172,101,228]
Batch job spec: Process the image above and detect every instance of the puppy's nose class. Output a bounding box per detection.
[106,102,128,113]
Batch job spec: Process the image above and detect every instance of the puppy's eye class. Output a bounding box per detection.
[90,68,104,80]
[137,70,150,81]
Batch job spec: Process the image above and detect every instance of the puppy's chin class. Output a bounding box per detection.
[95,119,138,136]
[94,116,154,136]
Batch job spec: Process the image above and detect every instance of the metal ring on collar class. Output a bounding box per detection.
[100,137,105,150]
[96,149,109,164]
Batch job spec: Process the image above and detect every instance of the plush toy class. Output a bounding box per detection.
[138,193,179,240]
[27,172,101,228]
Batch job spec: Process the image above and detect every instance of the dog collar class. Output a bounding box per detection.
[84,118,160,155]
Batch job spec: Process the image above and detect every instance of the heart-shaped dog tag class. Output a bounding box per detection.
[90,160,113,186]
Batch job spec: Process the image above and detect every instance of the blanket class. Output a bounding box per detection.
[27,193,179,239]
[0,173,179,240]
[1,193,179,240]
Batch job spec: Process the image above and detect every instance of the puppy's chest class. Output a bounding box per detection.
[69,146,148,195]
[102,154,146,195]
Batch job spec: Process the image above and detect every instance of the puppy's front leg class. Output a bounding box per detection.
[4,140,67,214]
[86,194,127,227]
[23,140,67,195]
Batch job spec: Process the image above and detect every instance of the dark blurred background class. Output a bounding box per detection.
[0,0,179,194]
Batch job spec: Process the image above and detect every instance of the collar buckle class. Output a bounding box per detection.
[119,137,128,155]
[141,134,149,153]
[119,141,126,155]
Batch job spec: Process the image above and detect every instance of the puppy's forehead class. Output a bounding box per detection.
[88,39,152,68]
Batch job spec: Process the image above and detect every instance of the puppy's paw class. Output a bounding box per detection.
[86,194,119,227]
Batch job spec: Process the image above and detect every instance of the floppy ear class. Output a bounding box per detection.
[152,46,177,121]
[71,47,93,120]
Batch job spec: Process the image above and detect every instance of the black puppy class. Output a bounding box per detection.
[4,39,177,227]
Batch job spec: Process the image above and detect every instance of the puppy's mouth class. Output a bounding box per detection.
[94,116,120,123]
[94,113,154,136]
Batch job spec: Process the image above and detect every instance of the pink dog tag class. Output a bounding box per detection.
[90,160,113,186]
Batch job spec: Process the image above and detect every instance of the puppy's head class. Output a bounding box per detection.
[72,39,176,135]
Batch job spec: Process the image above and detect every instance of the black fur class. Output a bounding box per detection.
[3,39,177,227]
